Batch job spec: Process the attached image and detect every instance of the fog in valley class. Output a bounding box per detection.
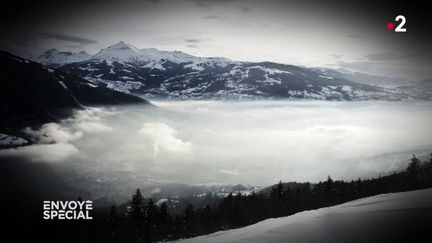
[1,101,432,188]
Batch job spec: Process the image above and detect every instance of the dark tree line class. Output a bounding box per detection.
[95,154,432,243]
[44,154,432,243]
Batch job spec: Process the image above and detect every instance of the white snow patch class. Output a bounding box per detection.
[342,86,353,92]
[156,198,168,206]
[0,133,28,147]
[86,83,98,88]
[58,81,68,90]
[318,75,334,79]
[175,188,432,243]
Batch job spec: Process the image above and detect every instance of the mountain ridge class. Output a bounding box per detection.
[0,51,149,141]
[53,42,395,100]
[31,42,428,100]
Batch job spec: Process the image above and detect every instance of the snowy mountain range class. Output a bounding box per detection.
[31,41,426,100]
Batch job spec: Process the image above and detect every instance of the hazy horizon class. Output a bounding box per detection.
[1,100,431,187]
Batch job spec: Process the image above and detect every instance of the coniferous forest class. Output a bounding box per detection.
[11,154,430,243]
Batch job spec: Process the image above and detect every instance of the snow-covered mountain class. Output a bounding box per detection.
[175,188,432,243]
[34,41,407,100]
[92,41,229,67]
[35,49,91,67]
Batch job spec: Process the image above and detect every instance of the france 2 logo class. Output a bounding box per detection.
[387,15,406,32]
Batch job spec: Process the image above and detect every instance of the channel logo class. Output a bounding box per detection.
[387,15,407,32]
[43,201,93,220]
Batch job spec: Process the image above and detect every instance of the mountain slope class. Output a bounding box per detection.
[35,49,91,68]
[0,51,148,135]
[397,78,432,100]
[313,68,415,88]
[56,42,398,100]
[176,188,432,243]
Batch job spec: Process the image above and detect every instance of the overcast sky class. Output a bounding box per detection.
[1,0,431,80]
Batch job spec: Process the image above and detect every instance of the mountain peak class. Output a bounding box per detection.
[110,41,134,48]
[93,41,144,61]
[104,41,143,53]
[93,42,204,64]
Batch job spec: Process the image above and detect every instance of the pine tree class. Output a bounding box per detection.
[146,199,157,227]
[250,191,257,200]
[157,202,171,241]
[129,188,145,223]
[183,203,195,237]
[407,154,423,189]
[200,204,213,233]
[108,204,119,239]
[184,203,195,220]
[425,153,432,185]
[145,199,157,242]
[407,154,421,175]
[270,181,284,200]
[108,204,119,225]
[146,199,157,220]
[282,186,291,200]
[158,202,170,223]
[325,175,334,194]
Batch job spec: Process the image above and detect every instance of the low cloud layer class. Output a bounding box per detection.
[1,101,432,187]
[140,122,191,158]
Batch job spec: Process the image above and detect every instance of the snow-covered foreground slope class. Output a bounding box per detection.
[176,188,432,243]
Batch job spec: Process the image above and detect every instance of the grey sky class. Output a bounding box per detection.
[2,0,430,80]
